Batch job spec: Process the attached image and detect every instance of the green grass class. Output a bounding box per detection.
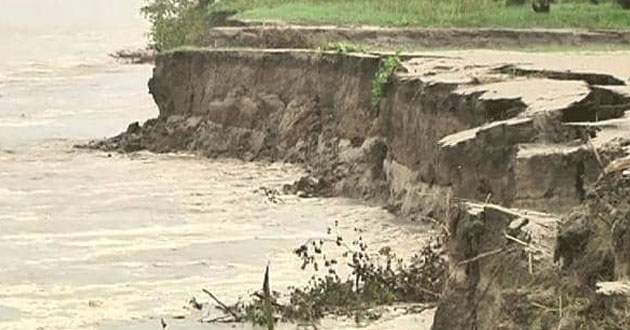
[218,0,630,30]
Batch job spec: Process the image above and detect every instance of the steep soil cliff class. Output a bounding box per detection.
[93,49,629,214]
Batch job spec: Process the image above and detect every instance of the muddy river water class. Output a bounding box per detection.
[0,1,433,329]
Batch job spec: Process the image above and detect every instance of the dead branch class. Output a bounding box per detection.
[202,289,240,320]
[200,315,233,323]
[416,214,451,237]
[456,247,512,267]
[530,301,557,312]
[586,134,604,170]
[504,233,551,256]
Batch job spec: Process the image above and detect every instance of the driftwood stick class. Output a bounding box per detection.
[200,315,233,323]
[202,289,240,320]
[504,233,551,256]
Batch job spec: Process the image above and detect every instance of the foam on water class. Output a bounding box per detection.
[0,143,431,329]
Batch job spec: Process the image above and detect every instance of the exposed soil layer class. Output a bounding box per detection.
[85,47,630,329]
[206,24,630,50]
[88,49,630,215]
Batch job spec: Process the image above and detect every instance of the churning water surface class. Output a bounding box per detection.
[0,1,433,329]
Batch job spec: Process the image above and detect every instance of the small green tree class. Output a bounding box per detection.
[141,0,210,51]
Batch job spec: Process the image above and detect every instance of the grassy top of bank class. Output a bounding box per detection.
[142,0,630,50]
[228,1,630,30]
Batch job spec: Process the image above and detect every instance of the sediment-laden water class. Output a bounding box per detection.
[0,1,432,329]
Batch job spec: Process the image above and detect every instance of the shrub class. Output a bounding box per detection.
[205,224,447,325]
[141,0,211,51]
[372,54,401,107]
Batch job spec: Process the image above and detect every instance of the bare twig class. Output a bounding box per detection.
[504,233,551,256]
[202,289,240,320]
[416,214,451,237]
[456,247,511,267]
[417,286,442,298]
[586,134,604,170]
[530,301,556,312]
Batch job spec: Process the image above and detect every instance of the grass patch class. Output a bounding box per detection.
[224,1,630,30]
[142,0,630,50]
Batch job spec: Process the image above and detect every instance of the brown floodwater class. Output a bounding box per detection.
[0,1,434,329]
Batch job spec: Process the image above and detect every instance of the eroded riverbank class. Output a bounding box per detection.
[4,0,630,328]
[93,44,630,329]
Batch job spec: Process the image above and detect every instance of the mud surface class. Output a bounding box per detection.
[206,24,630,50]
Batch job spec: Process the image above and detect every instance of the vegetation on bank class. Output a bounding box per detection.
[372,54,402,107]
[141,0,211,50]
[228,0,630,30]
[142,0,630,50]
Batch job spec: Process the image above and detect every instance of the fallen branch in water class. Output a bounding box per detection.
[199,315,233,323]
[202,289,240,320]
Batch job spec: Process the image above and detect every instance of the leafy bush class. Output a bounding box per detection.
[284,231,446,322]
[141,0,211,51]
[207,223,447,325]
